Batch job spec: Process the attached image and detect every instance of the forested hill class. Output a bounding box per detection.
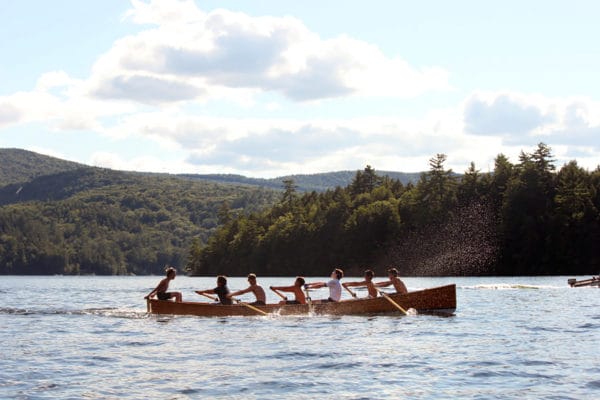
[180,171,422,192]
[0,148,281,275]
[0,148,423,275]
[0,148,85,187]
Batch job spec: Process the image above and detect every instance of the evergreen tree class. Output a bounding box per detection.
[551,161,598,273]
[499,143,556,274]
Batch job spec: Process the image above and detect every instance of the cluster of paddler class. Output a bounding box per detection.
[144,267,409,307]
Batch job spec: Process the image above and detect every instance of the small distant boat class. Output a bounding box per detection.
[567,276,600,288]
[146,284,456,317]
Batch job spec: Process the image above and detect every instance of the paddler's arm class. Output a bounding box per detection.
[270,285,293,292]
[374,280,392,287]
[144,280,163,299]
[228,287,251,298]
[195,289,216,295]
[343,281,366,288]
[144,287,156,299]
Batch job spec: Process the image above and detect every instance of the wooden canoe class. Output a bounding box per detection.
[146,284,456,317]
[568,276,600,288]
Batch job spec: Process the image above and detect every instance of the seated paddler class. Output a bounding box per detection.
[343,269,378,298]
[375,267,408,294]
[144,266,182,302]
[305,268,344,302]
[196,275,233,305]
[270,276,307,305]
[228,273,266,305]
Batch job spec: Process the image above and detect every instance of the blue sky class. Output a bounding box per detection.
[1,0,600,177]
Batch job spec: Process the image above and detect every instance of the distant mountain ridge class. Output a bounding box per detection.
[0,148,85,187]
[180,170,422,192]
[0,148,422,194]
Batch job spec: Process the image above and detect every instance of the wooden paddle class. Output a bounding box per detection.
[196,291,267,316]
[303,285,314,313]
[375,287,408,315]
[196,291,218,301]
[270,287,288,301]
[231,298,268,316]
[343,284,358,298]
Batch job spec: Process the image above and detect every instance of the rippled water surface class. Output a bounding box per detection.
[1,276,599,399]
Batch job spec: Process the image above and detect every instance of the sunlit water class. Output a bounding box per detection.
[1,276,599,399]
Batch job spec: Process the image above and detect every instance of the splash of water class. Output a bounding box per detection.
[379,201,500,276]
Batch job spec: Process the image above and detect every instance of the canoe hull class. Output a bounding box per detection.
[147,284,456,317]
[568,276,600,287]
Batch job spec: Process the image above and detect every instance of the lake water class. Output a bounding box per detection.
[1,275,598,399]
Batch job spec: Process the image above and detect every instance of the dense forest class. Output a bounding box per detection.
[2,145,599,276]
[0,149,280,275]
[188,143,600,277]
[0,148,416,275]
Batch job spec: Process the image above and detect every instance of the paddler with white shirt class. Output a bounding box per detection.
[304,268,344,302]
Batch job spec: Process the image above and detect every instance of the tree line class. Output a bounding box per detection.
[188,143,600,277]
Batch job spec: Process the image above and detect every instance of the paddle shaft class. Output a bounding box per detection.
[304,286,314,313]
[270,287,288,300]
[196,291,218,301]
[375,287,408,315]
[196,291,267,315]
[232,298,268,316]
[343,285,358,298]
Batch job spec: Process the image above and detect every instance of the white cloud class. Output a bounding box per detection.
[457,91,600,171]
[0,101,22,127]
[93,74,205,104]
[0,71,139,133]
[464,92,554,136]
[96,107,471,176]
[82,87,600,176]
[0,91,62,129]
[2,1,600,177]
[462,91,600,150]
[86,1,450,104]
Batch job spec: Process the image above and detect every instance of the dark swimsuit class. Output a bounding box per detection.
[157,292,172,301]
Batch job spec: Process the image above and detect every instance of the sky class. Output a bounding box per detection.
[1,0,600,178]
